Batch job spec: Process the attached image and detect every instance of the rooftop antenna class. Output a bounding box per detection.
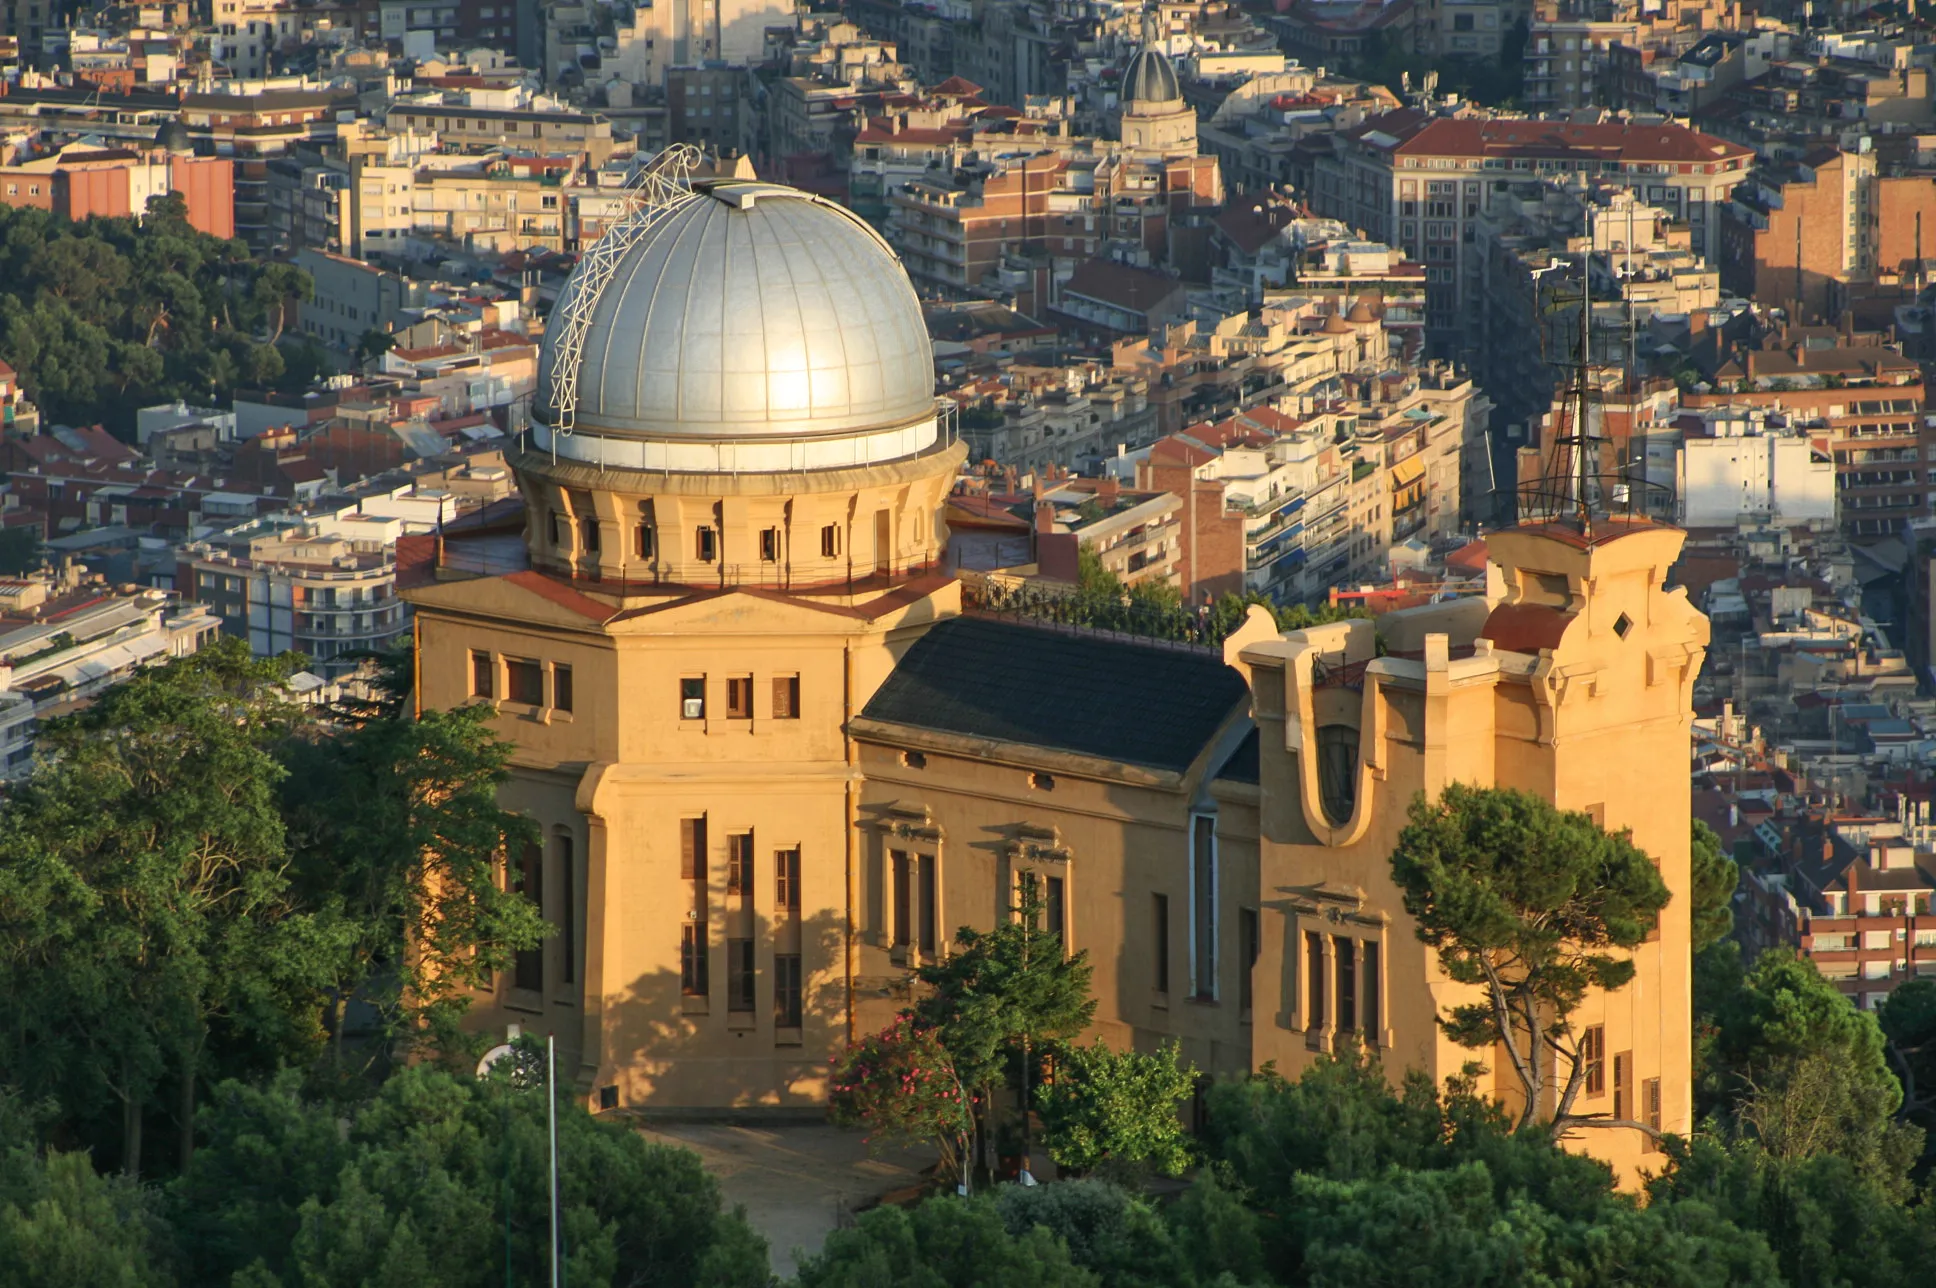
[539,143,701,461]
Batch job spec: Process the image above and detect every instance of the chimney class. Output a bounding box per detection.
[1098,474,1121,506]
[1034,500,1057,533]
[1030,472,1044,501]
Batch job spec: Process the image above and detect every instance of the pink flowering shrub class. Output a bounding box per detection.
[828,1016,972,1184]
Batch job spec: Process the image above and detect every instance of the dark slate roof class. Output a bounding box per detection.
[1215,728,1259,785]
[861,616,1247,774]
[1124,48,1182,106]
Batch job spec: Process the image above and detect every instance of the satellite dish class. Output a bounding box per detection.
[476,1043,516,1078]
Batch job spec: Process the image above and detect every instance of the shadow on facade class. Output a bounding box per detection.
[599,909,854,1113]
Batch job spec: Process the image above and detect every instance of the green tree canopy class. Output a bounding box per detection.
[278,694,547,1062]
[1689,820,1739,954]
[793,1196,1097,1288]
[0,200,309,434]
[1698,950,1920,1188]
[168,1063,770,1288]
[1388,785,1671,1137]
[909,874,1095,1174]
[0,641,332,1175]
[1035,1039,1195,1178]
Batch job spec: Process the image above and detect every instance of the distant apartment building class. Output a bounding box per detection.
[0,571,219,780]
[210,0,300,78]
[1721,146,1936,325]
[1682,326,1930,537]
[383,103,616,168]
[949,364,1161,475]
[293,249,431,348]
[947,473,1188,595]
[1676,409,1837,529]
[410,154,579,254]
[1413,0,1518,58]
[0,143,234,237]
[1792,820,1936,1010]
[1310,112,1753,357]
[176,518,410,675]
[1524,18,1640,112]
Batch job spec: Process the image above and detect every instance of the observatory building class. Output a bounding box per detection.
[407,165,1703,1188]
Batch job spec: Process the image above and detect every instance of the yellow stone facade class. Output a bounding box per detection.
[402,174,1706,1186]
[408,505,1706,1187]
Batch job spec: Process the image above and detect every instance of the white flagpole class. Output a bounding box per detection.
[548,1033,560,1288]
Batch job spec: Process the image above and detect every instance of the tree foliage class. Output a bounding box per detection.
[1690,820,1739,954]
[168,1063,769,1288]
[0,195,308,434]
[1697,950,1920,1188]
[908,874,1095,1174]
[279,695,547,1060]
[828,1018,971,1184]
[1035,1040,1195,1178]
[0,641,330,1175]
[1388,785,1671,1137]
[976,548,1369,647]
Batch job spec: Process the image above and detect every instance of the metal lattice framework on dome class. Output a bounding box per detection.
[544,144,704,437]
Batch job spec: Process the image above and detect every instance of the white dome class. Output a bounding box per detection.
[536,181,938,446]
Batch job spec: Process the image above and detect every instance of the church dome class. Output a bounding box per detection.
[1122,47,1182,110]
[536,181,937,449]
[153,119,192,153]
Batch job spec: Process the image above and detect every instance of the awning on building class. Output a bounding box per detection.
[1390,454,1425,490]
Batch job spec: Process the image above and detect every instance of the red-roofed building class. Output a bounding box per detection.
[1310,111,1752,356]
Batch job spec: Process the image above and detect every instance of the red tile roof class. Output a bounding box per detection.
[1382,115,1753,164]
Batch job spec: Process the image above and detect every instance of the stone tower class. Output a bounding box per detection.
[406,176,965,1110]
[1237,518,1709,1184]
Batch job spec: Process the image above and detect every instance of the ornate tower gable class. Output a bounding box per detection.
[1244,520,1710,848]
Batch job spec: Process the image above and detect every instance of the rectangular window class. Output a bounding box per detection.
[556,833,574,984]
[636,523,655,559]
[772,675,800,719]
[506,658,543,706]
[891,850,911,948]
[760,527,779,562]
[774,953,802,1028]
[726,938,754,1011]
[548,510,564,547]
[726,676,753,720]
[470,649,494,698]
[775,847,800,912]
[1363,939,1379,1039]
[1583,1025,1606,1095]
[820,524,840,557]
[552,663,573,713]
[680,922,708,996]
[1305,931,1325,1030]
[680,677,705,720]
[1335,935,1356,1033]
[579,515,600,553]
[680,816,707,881]
[1153,893,1170,995]
[919,852,937,955]
[1613,1051,1632,1122]
[727,833,753,896]
[1192,815,1216,999]
[1643,1077,1662,1149]
[513,840,543,991]
[1044,874,1065,950]
[1239,909,1258,1013]
[696,527,717,562]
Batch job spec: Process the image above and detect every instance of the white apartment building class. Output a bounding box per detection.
[0,574,219,780]
[176,518,410,676]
